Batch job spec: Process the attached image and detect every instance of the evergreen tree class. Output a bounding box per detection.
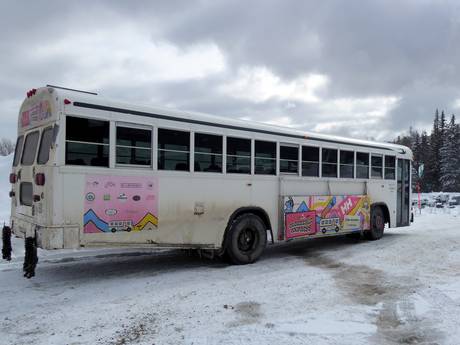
[426,109,441,191]
[419,131,431,192]
[440,115,459,191]
[393,109,459,192]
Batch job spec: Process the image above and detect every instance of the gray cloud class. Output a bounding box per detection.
[1,0,460,141]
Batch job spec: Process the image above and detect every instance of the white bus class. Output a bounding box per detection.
[3,85,412,277]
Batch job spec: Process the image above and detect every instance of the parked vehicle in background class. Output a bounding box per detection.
[3,85,413,277]
[450,196,460,206]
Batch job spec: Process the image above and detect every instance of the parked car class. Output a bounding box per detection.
[450,196,460,206]
[448,201,457,208]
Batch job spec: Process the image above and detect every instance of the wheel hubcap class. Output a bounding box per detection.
[238,228,256,252]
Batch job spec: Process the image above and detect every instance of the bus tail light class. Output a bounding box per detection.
[9,173,17,184]
[33,195,41,202]
[26,89,37,98]
[35,173,45,186]
[64,98,72,105]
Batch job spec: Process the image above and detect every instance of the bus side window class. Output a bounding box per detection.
[356,152,369,178]
[384,156,396,179]
[194,133,223,173]
[226,137,251,174]
[158,129,190,171]
[37,126,54,164]
[340,150,354,178]
[255,140,276,175]
[371,154,383,179]
[322,148,337,178]
[65,116,109,167]
[280,145,299,174]
[302,145,319,177]
[116,126,152,166]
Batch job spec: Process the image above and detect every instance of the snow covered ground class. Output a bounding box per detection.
[1,154,460,344]
[0,208,459,344]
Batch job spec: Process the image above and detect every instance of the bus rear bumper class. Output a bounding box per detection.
[11,216,80,250]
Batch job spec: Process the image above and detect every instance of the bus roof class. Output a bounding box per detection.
[31,86,413,157]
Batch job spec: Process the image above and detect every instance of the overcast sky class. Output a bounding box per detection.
[1,0,460,142]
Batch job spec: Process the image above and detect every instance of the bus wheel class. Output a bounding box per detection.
[225,213,267,265]
[365,206,385,241]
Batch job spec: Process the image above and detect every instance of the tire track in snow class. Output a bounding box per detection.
[304,255,444,345]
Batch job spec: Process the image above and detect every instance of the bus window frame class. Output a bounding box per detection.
[157,126,191,172]
[321,146,338,178]
[193,131,224,174]
[371,153,384,179]
[64,115,110,168]
[356,151,370,179]
[301,144,320,178]
[339,149,355,179]
[279,143,299,175]
[115,122,153,169]
[226,135,252,175]
[384,155,396,180]
[254,139,277,176]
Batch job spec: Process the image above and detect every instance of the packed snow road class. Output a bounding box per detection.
[1,209,460,345]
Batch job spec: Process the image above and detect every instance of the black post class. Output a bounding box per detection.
[23,237,38,278]
[2,225,12,261]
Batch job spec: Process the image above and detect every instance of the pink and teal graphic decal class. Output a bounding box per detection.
[283,195,370,239]
[83,175,158,234]
[285,210,316,238]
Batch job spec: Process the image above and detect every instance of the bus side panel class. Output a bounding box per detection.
[367,180,398,227]
[57,170,278,249]
[153,174,278,247]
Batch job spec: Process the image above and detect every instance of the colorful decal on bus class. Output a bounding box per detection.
[283,195,370,239]
[83,175,158,233]
[21,100,53,128]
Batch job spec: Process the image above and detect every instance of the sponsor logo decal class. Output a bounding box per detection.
[117,193,128,202]
[105,209,118,216]
[85,192,95,202]
[104,181,115,188]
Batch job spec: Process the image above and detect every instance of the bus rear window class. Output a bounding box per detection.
[13,136,24,167]
[20,182,33,206]
[21,131,39,166]
[37,126,54,164]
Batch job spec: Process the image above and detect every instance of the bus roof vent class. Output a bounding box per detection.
[46,85,98,96]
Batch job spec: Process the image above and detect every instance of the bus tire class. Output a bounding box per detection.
[225,213,267,265]
[365,206,385,240]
